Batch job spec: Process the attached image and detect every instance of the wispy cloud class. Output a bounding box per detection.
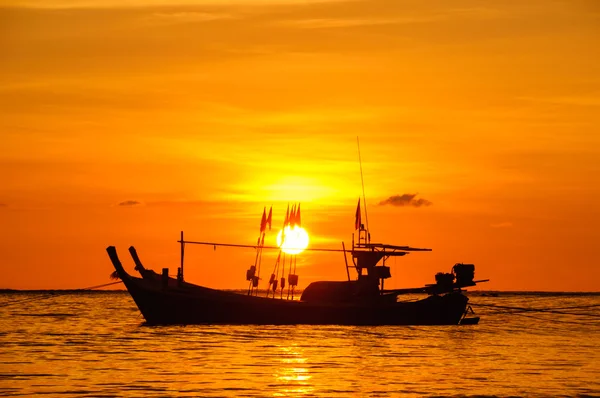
[519,95,600,107]
[491,221,513,228]
[379,194,432,207]
[118,200,142,206]
[274,16,438,29]
[4,0,344,9]
[149,11,236,26]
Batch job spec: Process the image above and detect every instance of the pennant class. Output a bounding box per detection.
[260,207,267,233]
[266,206,272,231]
[296,203,301,227]
[290,204,296,227]
[355,198,361,230]
[284,204,290,228]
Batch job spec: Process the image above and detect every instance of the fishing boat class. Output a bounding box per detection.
[107,204,488,325]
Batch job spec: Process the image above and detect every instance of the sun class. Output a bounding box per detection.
[276,226,309,255]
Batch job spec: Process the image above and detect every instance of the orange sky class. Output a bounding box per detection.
[1,0,599,290]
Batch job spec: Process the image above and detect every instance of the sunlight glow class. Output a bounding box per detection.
[276,226,309,255]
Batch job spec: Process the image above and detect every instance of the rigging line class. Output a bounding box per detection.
[256,243,264,297]
[280,252,286,299]
[293,255,297,274]
[1,281,124,308]
[357,136,369,239]
[180,240,350,253]
[472,303,600,318]
[268,251,281,298]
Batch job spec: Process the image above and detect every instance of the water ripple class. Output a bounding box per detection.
[0,292,599,397]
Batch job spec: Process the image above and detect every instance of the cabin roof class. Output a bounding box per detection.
[356,243,432,252]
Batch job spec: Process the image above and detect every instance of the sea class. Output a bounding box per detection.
[0,291,598,397]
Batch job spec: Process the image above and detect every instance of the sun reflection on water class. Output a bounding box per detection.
[272,344,314,396]
[2,293,599,397]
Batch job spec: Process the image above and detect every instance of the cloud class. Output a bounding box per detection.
[379,194,432,207]
[149,11,236,26]
[491,222,513,228]
[523,95,600,107]
[118,200,142,207]
[275,17,433,29]
[0,203,6,207]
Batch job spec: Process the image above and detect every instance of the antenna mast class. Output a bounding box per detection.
[357,137,370,242]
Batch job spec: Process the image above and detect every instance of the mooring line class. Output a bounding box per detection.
[505,310,600,326]
[472,302,600,318]
[1,281,123,308]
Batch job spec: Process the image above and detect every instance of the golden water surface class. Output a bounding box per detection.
[1,292,599,397]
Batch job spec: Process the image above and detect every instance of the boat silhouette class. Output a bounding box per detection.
[107,217,487,325]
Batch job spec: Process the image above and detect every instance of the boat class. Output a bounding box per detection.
[107,206,488,325]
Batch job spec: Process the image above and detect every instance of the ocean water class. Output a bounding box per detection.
[0,291,599,397]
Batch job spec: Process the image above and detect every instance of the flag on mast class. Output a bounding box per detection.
[266,206,272,230]
[260,207,267,233]
[284,204,290,227]
[290,204,296,227]
[355,198,361,230]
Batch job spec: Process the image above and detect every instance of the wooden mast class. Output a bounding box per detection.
[357,136,370,243]
[180,230,185,282]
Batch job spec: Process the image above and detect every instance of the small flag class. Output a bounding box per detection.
[355,198,361,230]
[284,204,290,227]
[260,207,267,232]
[290,204,296,227]
[296,203,301,227]
[266,206,272,230]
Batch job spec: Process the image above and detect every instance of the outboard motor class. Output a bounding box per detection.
[435,272,455,291]
[453,263,475,287]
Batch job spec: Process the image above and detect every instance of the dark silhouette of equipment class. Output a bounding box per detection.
[453,263,475,287]
[428,263,483,294]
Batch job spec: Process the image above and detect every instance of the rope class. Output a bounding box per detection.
[1,280,123,308]
[472,302,600,319]
[76,281,124,291]
[539,303,600,310]
[505,310,600,326]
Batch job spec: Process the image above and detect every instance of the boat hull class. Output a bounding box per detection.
[120,272,467,326]
[108,247,469,325]
[135,283,466,326]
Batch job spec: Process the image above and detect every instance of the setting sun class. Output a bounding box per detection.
[1,0,599,294]
[276,226,310,255]
[2,1,599,395]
